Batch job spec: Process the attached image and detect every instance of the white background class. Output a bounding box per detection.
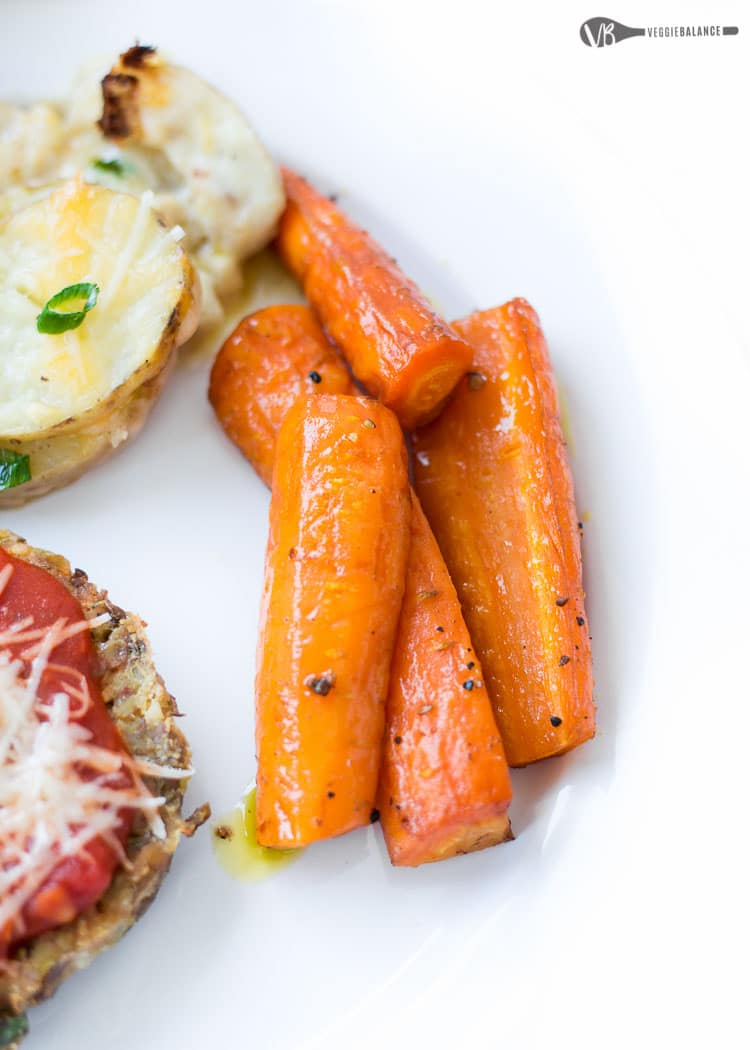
[1,2,748,1048]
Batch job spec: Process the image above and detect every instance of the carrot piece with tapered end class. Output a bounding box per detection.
[208,304,356,486]
[255,393,411,848]
[378,493,513,866]
[413,299,595,767]
[276,169,474,430]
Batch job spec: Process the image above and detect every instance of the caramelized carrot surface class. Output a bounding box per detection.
[378,494,513,866]
[413,299,594,766]
[208,305,356,486]
[276,169,474,430]
[212,317,514,863]
[255,394,411,848]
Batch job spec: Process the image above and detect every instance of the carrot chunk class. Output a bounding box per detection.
[413,299,595,766]
[276,169,474,430]
[378,493,513,866]
[255,394,411,847]
[212,313,515,861]
[208,305,356,486]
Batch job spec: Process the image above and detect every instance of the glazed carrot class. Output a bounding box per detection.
[276,169,474,430]
[413,299,594,767]
[208,305,356,486]
[211,316,514,863]
[255,393,411,848]
[378,493,513,866]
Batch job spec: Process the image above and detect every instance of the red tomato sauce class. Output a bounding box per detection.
[0,548,135,954]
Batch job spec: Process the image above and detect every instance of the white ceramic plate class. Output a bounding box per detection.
[2,3,748,1048]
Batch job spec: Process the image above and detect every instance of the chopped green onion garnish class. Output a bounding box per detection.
[37,283,99,335]
[0,1012,29,1044]
[92,157,129,177]
[0,450,31,492]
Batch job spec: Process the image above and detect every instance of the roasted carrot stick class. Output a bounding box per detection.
[255,393,411,848]
[208,305,356,486]
[378,493,513,866]
[209,305,357,484]
[413,299,594,766]
[276,169,474,430]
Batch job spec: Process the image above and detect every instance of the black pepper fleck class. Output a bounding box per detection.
[576,616,585,626]
[436,626,444,633]
[308,370,322,384]
[327,790,336,798]
[559,655,571,667]
[328,193,339,203]
[550,716,563,727]
[394,735,402,745]
[467,371,487,391]
[556,596,569,607]
[463,680,474,691]
[305,673,335,696]
[467,661,475,670]
[369,808,380,823]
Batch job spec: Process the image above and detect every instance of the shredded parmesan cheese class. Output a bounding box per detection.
[101,189,154,307]
[0,562,188,946]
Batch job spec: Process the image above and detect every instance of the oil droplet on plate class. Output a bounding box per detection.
[211,787,301,882]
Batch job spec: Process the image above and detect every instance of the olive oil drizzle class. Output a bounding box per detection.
[181,249,304,363]
[211,787,301,882]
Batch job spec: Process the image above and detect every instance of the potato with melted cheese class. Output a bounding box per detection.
[0,101,66,187]
[0,179,199,506]
[1,46,286,329]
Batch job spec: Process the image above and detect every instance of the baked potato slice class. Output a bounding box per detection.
[90,46,285,325]
[0,178,199,506]
[0,102,65,187]
[55,45,285,326]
